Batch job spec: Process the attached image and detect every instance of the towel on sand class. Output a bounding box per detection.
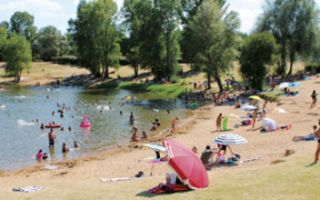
[12,186,43,193]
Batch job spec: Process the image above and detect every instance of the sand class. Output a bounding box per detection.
[0,76,319,200]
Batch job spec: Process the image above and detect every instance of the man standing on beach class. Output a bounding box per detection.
[48,128,56,149]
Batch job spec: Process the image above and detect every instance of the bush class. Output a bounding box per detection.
[52,55,79,65]
[305,64,320,73]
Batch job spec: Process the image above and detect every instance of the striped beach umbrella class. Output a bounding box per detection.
[213,133,247,145]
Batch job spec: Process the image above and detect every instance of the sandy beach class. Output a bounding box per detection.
[0,76,319,199]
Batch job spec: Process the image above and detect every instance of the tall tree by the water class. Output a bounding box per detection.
[138,0,182,81]
[256,0,319,75]
[2,34,32,82]
[240,32,277,90]
[9,11,37,42]
[121,0,151,77]
[72,0,120,78]
[189,0,240,91]
[35,26,62,61]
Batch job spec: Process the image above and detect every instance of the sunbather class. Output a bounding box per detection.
[292,126,318,142]
[148,173,188,194]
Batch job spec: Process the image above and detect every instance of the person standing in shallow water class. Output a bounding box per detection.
[129,112,135,125]
[48,128,56,149]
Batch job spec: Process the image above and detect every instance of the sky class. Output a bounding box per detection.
[0,0,319,34]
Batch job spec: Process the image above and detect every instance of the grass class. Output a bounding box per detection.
[7,156,318,200]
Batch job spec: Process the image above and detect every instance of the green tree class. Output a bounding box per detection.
[0,27,8,60]
[139,0,181,81]
[36,26,62,61]
[0,21,9,30]
[2,34,32,82]
[72,0,120,77]
[9,11,37,42]
[256,0,319,75]
[180,0,226,70]
[121,0,149,77]
[189,0,240,91]
[240,32,277,90]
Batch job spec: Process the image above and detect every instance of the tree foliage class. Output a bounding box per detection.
[138,0,182,81]
[72,0,120,77]
[9,11,37,42]
[240,32,277,90]
[36,26,62,61]
[2,34,32,82]
[189,0,240,91]
[0,27,8,60]
[256,0,319,75]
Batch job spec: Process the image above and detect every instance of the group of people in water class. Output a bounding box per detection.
[35,101,80,162]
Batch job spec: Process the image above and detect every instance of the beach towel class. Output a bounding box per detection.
[12,186,43,193]
[44,165,59,170]
[100,175,146,182]
[148,184,190,194]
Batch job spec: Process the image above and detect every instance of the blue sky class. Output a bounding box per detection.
[0,0,319,34]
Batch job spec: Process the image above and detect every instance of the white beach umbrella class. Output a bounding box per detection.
[213,133,247,145]
[143,143,166,152]
[262,118,277,131]
[241,104,257,112]
[279,82,290,89]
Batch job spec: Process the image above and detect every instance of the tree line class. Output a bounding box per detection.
[0,0,319,91]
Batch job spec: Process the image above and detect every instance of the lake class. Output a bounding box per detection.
[0,86,188,170]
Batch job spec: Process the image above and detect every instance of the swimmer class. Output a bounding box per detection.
[62,143,69,153]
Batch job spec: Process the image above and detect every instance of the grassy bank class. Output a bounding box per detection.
[90,81,188,99]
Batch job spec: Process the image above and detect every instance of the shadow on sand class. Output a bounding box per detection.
[136,190,192,198]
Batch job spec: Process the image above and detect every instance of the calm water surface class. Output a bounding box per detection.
[0,86,188,170]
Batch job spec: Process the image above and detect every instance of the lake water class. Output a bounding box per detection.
[0,86,188,170]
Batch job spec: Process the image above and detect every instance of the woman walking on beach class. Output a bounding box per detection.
[310,90,318,109]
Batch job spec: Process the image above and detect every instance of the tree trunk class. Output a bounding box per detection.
[288,48,295,75]
[134,64,139,78]
[214,74,223,92]
[279,42,287,75]
[16,70,22,83]
[207,73,211,90]
[104,66,109,79]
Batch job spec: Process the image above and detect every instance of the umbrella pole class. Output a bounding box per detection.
[149,165,154,177]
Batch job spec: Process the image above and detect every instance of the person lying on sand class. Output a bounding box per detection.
[292,126,318,142]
